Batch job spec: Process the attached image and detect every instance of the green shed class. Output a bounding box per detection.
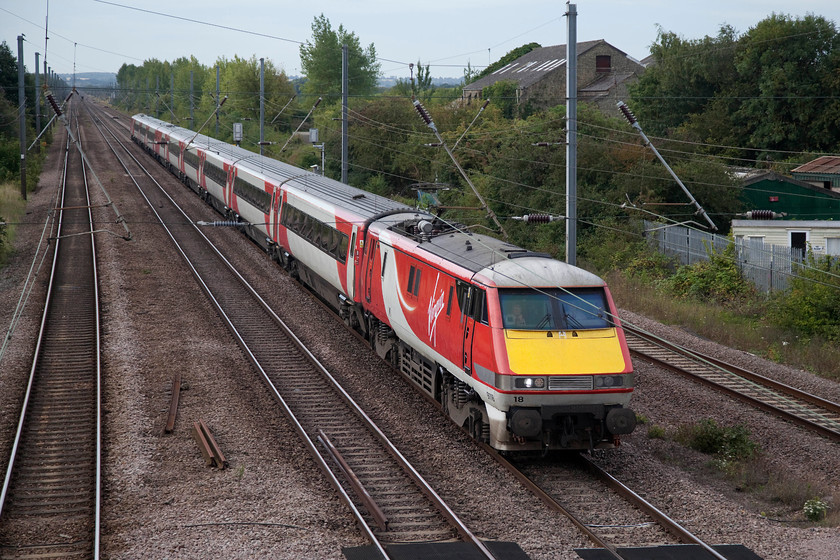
[741,171,840,221]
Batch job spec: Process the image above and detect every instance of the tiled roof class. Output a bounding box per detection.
[791,156,840,175]
[464,40,605,91]
[579,72,636,95]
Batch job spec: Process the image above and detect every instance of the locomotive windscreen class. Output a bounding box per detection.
[499,288,611,330]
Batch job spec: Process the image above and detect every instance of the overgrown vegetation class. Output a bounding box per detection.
[768,253,840,343]
[606,241,840,381]
[660,241,756,306]
[647,418,837,525]
[0,41,51,260]
[674,418,759,468]
[0,180,28,264]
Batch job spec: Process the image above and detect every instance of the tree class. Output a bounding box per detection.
[0,41,18,99]
[732,14,840,155]
[628,25,738,136]
[629,14,840,158]
[299,14,380,99]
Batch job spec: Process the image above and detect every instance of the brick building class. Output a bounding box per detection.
[462,40,645,113]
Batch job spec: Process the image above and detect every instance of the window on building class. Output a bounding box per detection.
[826,237,840,256]
[596,55,611,73]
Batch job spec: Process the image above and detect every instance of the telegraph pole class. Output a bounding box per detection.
[34,52,40,153]
[189,70,194,124]
[565,3,577,266]
[341,44,348,183]
[215,65,220,137]
[17,35,27,200]
[170,71,174,120]
[259,58,265,155]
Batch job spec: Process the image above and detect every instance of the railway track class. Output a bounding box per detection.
[0,102,102,559]
[624,325,840,442]
[83,101,502,559]
[498,451,734,560]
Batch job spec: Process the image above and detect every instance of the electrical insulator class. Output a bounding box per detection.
[744,210,785,220]
[413,100,437,131]
[513,214,563,223]
[196,220,243,227]
[526,214,551,223]
[616,101,637,126]
[46,92,62,117]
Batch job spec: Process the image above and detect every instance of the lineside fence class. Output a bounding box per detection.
[644,221,804,293]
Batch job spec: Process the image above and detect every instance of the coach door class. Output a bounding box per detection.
[346,225,358,299]
[364,238,379,303]
[459,282,475,376]
[270,188,282,242]
[460,283,487,377]
[225,164,235,210]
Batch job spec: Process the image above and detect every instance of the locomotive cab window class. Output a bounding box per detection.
[499,287,611,330]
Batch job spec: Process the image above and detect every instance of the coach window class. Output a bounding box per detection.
[446,285,454,317]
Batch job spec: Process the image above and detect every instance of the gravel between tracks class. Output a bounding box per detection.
[1,106,838,559]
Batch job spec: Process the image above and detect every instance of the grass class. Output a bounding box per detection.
[0,181,28,265]
[606,270,840,382]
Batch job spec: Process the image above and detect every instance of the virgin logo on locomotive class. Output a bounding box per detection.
[427,273,446,345]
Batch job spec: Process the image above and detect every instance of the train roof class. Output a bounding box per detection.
[132,113,411,220]
[421,231,603,287]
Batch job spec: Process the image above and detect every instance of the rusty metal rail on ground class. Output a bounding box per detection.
[191,419,228,469]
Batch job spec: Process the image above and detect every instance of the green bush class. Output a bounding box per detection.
[769,252,840,342]
[675,419,759,462]
[661,241,755,305]
[623,247,674,282]
[803,497,828,522]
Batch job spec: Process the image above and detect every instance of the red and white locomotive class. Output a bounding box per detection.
[132,113,637,452]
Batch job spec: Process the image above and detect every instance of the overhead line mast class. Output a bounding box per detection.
[617,100,718,231]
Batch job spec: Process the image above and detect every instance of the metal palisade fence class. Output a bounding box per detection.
[644,220,803,293]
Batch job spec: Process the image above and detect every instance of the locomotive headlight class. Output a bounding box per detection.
[515,377,546,389]
[594,375,625,389]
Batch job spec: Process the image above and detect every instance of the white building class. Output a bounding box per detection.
[731,219,840,256]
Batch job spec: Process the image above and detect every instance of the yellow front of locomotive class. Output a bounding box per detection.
[477,258,636,451]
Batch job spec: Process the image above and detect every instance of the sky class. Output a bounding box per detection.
[2,0,840,80]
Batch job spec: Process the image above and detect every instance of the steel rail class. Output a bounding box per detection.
[0,101,102,558]
[624,325,840,442]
